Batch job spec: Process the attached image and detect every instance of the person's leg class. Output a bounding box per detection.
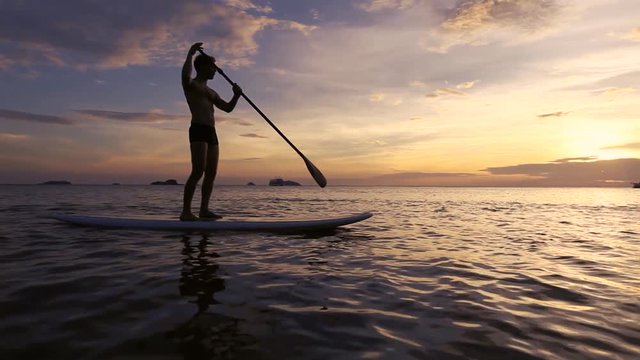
[199,144,221,219]
[181,142,207,221]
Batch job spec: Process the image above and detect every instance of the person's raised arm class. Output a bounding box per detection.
[182,42,202,88]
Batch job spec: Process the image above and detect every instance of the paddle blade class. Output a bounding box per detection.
[303,157,327,188]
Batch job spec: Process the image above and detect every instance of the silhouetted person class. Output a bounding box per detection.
[181,42,242,221]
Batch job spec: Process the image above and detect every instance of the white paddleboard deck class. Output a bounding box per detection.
[51,212,373,231]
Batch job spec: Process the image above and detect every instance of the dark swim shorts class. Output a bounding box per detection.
[189,123,218,145]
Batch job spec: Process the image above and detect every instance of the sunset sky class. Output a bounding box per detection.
[1,0,639,186]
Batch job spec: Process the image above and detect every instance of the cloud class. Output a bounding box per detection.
[426,88,466,98]
[367,92,402,105]
[0,108,73,125]
[456,80,478,89]
[260,1,567,118]
[443,0,560,32]
[0,55,15,70]
[563,71,640,98]
[610,27,640,41]
[483,158,640,185]
[551,157,597,163]
[202,3,316,67]
[369,93,386,102]
[0,0,314,70]
[0,132,30,141]
[409,80,428,88]
[566,71,640,92]
[598,87,637,96]
[356,0,418,12]
[601,143,640,151]
[537,111,569,118]
[425,80,478,98]
[74,110,189,123]
[425,0,562,53]
[223,0,273,13]
[219,117,253,126]
[1,108,252,128]
[240,133,268,138]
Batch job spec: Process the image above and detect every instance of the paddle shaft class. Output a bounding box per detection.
[217,68,305,159]
[196,49,326,187]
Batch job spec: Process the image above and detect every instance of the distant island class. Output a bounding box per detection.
[150,179,179,185]
[269,178,301,186]
[40,180,71,185]
[247,182,256,186]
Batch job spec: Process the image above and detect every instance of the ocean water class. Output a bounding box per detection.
[0,185,638,360]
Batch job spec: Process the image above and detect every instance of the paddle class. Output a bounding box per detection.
[197,49,327,188]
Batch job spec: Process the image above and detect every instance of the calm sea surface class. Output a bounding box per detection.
[0,185,638,359]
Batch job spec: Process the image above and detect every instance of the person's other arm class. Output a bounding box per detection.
[212,83,243,113]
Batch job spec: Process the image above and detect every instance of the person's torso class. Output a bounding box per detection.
[184,81,215,127]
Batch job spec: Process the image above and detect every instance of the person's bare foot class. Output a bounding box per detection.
[180,212,199,221]
[199,210,223,220]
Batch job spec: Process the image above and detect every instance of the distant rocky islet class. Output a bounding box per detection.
[40,180,72,185]
[268,178,301,186]
[150,179,180,185]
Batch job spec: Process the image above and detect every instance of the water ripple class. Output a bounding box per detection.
[0,186,639,359]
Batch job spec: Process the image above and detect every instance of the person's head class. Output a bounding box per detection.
[194,54,216,79]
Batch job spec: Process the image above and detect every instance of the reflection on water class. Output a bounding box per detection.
[179,235,225,314]
[170,234,257,359]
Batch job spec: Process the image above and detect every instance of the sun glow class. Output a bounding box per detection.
[564,125,629,160]
[597,149,634,160]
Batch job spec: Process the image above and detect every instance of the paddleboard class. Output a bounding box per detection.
[51,212,373,232]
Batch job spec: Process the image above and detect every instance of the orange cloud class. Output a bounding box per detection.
[425,0,562,52]
[598,87,637,96]
[610,27,640,41]
[426,88,466,98]
[537,111,569,118]
[602,142,640,150]
[483,158,640,186]
[0,132,30,141]
[425,80,478,98]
